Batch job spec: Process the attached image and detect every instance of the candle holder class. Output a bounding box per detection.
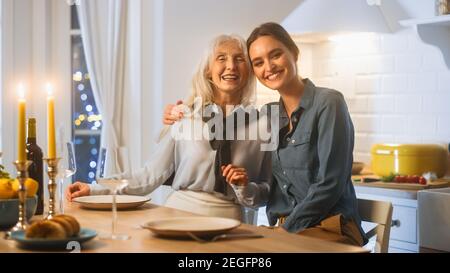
[44,157,61,220]
[10,160,33,232]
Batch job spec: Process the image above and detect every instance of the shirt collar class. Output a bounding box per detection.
[279,78,315,118]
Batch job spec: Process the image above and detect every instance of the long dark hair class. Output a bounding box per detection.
[247,22,299,61]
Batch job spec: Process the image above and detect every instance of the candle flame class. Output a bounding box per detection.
[46,83,54,96]
[18,83,25,100]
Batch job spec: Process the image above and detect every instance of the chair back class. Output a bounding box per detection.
[357,198,393,253]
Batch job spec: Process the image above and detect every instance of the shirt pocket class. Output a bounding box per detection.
[287,131,311,147]
[280,131,313,170]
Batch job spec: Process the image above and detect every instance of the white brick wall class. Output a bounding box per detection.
[256,28,450,165]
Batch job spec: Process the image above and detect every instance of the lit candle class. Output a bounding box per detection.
[46,83,56,158]
[17,83,27,162]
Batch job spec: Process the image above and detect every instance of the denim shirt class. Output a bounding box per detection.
[266,79,367,243]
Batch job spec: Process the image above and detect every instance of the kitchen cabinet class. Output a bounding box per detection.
[400,14,450,69]
[355,185,419,253]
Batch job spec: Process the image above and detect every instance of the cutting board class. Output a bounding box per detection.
[352,174,450,190]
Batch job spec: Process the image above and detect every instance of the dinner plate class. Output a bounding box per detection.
[73,195,151,210]
[10,228,97,249]
[142,217,241,238]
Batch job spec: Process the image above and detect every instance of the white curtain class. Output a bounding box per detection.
[77,0,130,176]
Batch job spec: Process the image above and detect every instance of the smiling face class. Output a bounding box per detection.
[248,35,298,92]
[208,40,249,96]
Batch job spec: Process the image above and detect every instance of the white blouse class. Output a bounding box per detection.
[90,105,272,207]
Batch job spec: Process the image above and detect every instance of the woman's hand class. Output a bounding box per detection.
[221,164,249,186]
[163,100,184,125]
[65,181,90,202]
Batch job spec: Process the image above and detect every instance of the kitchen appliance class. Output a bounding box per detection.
[418,188,450,252]
[371,144,448,178]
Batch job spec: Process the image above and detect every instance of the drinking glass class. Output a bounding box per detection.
[58,142,77,214]
[96,148,130,240]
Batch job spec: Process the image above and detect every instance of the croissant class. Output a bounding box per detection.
[25,220,66,239]
[25,214,81,239]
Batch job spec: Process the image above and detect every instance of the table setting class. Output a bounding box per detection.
[0,83,369,253]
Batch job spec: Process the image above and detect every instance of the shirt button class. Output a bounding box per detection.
[291,139,296,144]
[283,185,287,189]
[291,200,295,205]
[283,171,286,175]
[292,117,297,123]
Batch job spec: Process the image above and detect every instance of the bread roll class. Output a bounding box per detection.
[50,217,74,237]
[54,214,80,236]
[25,220,66,239]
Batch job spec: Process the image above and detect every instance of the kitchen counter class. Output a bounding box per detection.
[354,185,418,200]
[0,202,369,253]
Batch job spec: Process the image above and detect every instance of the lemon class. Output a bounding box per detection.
[12,178,39,197]
[0,178,16,199]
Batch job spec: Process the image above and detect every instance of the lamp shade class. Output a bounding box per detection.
[282,0,391,36]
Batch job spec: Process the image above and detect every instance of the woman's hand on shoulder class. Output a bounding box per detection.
[163,100,184,125]
[65,181,90,202]
[221,164,248,186]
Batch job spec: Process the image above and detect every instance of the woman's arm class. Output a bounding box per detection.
[90,131,176,196]
[282,92,353,233]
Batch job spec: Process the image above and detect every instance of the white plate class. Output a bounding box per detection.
[142,217,241,238]
[73,195,151,210]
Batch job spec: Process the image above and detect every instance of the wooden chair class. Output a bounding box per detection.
[357,198,393,253]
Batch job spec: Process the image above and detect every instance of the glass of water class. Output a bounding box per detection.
[96,148,130,240]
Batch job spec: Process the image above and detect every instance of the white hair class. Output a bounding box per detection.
[185,34,256,110]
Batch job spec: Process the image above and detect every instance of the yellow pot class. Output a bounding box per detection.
[371,144,448,178]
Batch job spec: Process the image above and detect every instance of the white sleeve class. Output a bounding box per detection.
[89,130,176,196]
[89,182,111,195]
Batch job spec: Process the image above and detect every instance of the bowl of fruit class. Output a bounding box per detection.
[0,165,39,229]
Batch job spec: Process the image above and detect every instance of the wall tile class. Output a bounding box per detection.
[356,76,381,94]
[381,115,409,134]
[352,115,382,133]
[347,96,368,113]
[408,72,437,93]
[367,95,395,113]
[382,74,408,93]
[396,54,422,73]
[395,95,422,113]
[438,72,450,93]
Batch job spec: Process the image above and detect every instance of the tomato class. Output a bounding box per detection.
[395,176,407,183]
[419,177,427,185]
[411,175,420,184]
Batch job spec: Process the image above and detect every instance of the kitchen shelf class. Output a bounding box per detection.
[400,14,450,27]
[399,15,450,69]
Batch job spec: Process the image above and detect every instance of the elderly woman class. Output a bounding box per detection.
[66,34,271,221]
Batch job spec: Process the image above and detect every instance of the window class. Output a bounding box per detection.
[71,7,102,183]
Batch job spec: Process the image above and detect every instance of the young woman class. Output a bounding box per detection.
[246,22,366,246]
[66,34,271,221]
[164,23,367,246]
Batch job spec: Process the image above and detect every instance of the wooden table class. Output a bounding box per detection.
[0,202,369,253]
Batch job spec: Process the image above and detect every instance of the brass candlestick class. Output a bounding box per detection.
[11,160,33,232]
[44,157,61,220]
